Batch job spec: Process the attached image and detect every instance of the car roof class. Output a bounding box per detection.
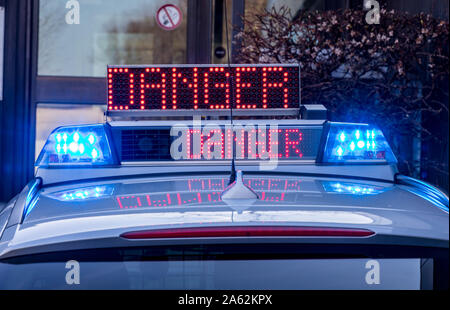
[26,173,400,220]
[3,173,446,243]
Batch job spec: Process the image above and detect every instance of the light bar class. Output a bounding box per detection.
[318,122,397,164]
[120,226,375,239]
[106,64,300,114]
[36,124,116,167]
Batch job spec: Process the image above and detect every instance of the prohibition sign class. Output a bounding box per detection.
[156,4,182,31]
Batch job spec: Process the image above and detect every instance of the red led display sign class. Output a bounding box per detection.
[171,127,320,160]
[107,64,300,112]
[119,125,322,162]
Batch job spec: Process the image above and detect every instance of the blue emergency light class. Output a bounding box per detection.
[36,124,117,167]
[317,122,397,164]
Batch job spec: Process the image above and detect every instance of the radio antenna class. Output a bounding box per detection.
[224,0,236,185]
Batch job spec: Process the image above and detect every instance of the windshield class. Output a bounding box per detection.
[0,245,424,290]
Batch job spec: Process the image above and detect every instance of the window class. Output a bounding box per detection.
[35,0,191,159]
[245,0,326,18]
[38,0,188,77]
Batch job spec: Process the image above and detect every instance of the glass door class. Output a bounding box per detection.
[38,0,189,78]
[34,0,211,158]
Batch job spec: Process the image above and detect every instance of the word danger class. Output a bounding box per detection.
[107,65,299,111]
[170,125,306,160]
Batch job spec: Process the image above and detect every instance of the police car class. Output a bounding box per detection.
[0,64,448,289]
